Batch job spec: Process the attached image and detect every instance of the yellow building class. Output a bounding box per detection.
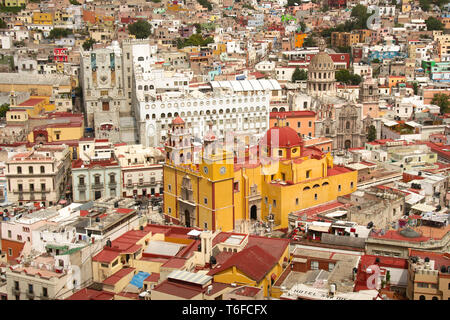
[7,96,54,118]
[163,117,358,232]
[32,12,53,25]
[3,0,26,7]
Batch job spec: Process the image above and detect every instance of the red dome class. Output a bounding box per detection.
[262,126,303,148]
[172,116,185,125]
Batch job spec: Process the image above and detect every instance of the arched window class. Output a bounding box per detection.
[29,166,33,174]
[322,182,329,186]
[326,128,330,134]
[146,114,149,120]
[313,184,320,188]
[303,186,310,191]
[346,121,350,129]
[419,295,426,300]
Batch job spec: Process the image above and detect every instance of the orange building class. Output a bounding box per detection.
[270,111,316,138]
[387,76,407,93]
[1,239,25,261]
[304,137,333,153]
[294,33,308,48]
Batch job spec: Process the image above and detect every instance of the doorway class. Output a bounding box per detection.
[344,140,351,149]
[185,209,191,227]
[95,191,101,200]
[250,205,257,220]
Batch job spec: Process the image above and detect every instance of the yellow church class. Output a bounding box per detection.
[163,117,357,232]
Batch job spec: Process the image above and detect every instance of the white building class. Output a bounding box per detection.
[137,79,279,147]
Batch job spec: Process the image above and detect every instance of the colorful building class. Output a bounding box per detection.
[32,13,53,25]
[163,117,358,232]
[269,111,316,138]
[294,33,307,48]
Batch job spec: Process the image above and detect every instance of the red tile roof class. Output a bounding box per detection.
[233,286,262,297]
[144,273,160,283]
[152,280,203,299]
[92,248,120,263]
[208,245,278,282]
[103,267,135,286]
[17,98,45,107]
[66,288,114,300]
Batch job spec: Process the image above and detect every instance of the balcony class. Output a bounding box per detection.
[13,189,51,193]
[108,182,117,187]
[78,184,87,191]
[27,291,35,300]
[12,288,20,296]
[91,183,104,190]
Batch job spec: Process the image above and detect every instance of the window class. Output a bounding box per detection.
[101,263,109,268]
[311,261,319,270]
[40,166,45,174]
[17,235,22,241]
[112,259,118,267]
[233,182,239,192]
[28,166,33,174]
[417,283,429,288]
[204,197,208,205]
[8,230,11,238]
[297,121,301,128]
[168,184,172,192]
[306,170,311,179]
[8,248,12,256]
[79,176,84,185]
[102,101,109,111]
[273,199,276,207]
[338,185,341,192]
[14,281,19,290]
[350,182,354,189]
[42,287,48,297]
[314,193,318,200]
[308,121,312,127]
[17,166,22,174]
[204,222,208,230]
[296,198,299,205]
[278,150,283,157]
[28,284,33,294]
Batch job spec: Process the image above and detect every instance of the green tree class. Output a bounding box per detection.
[0,103,9,118]
[367,125,376,142]
[425,17,444,31]
[128,20,152,39]
[48,28,72,39]
[336,69,351,83]
[0,19,6,29]
[350,73,362,85]
[194,23,202,34]
[176,33,214,49]
[303,36,316,47]
[196,0,212,10]
[412,82,418,95]
[432,93,450,114]
[351,4,370,29]
[299,21,307,33]
[419,0,431,11]
[292,67,307,82]
[82,38,96,51]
